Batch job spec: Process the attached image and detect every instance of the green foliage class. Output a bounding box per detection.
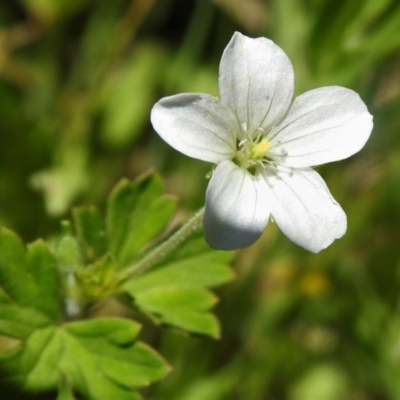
[0,172,234,399]
[0,318,168,399]
[107,173,177,268]
[134,287,219,337]
[1,0,400,399]
[73,206,106,263]
[78,173,233,337]
[0,229,59,323]
[125,238,235,337]
[0,216,174,399]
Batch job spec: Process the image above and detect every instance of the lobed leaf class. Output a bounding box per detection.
[125,252,235,294]
[133,287,221,338]
[0,228,60,322]
[27,240,60,320]
[106,172,176,268]
[0,229,38,306]
[124,231,235,338]
[0,318,169,399]
[0,304,52,339]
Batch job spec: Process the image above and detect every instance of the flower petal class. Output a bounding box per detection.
[270,86,373,167]
[265,167,346,253]
[204,160,270,250]
[151,93,238,164]
[219,32,294,137]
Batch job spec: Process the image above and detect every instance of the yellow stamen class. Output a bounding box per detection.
[251,138,271,158]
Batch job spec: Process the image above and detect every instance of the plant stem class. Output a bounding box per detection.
[116,207,205,283]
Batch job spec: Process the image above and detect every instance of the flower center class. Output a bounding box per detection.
[250,138,272,158]
[233,136,273,174]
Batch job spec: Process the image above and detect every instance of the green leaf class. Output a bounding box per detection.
[0,304,52,339]
[134,287,220,338]
[107,172,176,268]
[0,318,169,399]
[73,206,106,262]
[125,252,235,293]
[0,228,60,321]
[27,240,60,320]
[0,228,38,305]
[124,232,235,338]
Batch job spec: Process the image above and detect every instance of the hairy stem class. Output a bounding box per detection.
[116,207,205,283]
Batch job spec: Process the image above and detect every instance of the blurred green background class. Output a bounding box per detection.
[1,0,400,398]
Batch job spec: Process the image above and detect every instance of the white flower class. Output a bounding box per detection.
[151,32,373,253]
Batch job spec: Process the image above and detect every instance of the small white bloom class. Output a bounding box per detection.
[151,32,373,252]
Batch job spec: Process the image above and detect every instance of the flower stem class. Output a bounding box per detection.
[116,207,205,283]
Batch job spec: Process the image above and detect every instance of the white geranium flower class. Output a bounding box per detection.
[151,32,373,253]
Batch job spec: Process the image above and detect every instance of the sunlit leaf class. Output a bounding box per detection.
[0,318,169,399]
[133,287,220,338]
[0,304,52,340]
[0,229,60,321]
[107,172,176,268]
[125,252,235,293]
[124,232,235,338]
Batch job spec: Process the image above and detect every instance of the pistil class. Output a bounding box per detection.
[234,135,272,173]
